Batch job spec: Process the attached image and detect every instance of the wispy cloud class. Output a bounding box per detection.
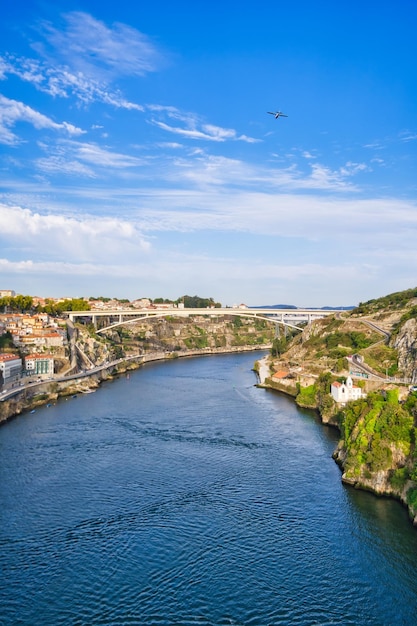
[0,11,165,109]
[34,139,146,177]
[0,94,84,145]
[35,12,164,78]
[149,105,259,144]
[0,54,145,109]
[399,131,417,142]
[152,119,259,143]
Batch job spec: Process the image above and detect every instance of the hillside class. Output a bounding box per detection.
[260,287,417,525]
[73,313,275,369]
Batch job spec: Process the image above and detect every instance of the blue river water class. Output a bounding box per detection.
[1,351,417,625]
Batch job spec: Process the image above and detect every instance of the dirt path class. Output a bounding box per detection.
[256,355,271,384]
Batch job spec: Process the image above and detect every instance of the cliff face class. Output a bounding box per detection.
[333,439,417,526]
[259,289,417,526]
[392,318,417,383]
[77,315,275,365]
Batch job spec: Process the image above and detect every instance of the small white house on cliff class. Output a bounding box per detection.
[331,376,364,404]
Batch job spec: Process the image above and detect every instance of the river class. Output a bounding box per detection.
[1,352,417,625]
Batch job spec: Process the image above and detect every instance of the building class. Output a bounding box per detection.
[16,331,65,349]
[24,354,54,377]
[0,290,16,298]
[0,354,22,385]
[272,370,290,381]
[331,376,364,403]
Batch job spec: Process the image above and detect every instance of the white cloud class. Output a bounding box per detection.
[152,119,244,143]
[0,94,84,145]
[128,191,417,248]
[72,141,145,168]
[35,12,164,78]
[149,105,259,144]
[35,156,97,178]
[0,55,145,109]
[34,140,146,177]
[339,161,369,177]
[0,11,163,110]
[399,131,417,142]
[0,203,151,263]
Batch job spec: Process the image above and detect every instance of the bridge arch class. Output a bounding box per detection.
[92,310,303,334]
[67,306,343,334]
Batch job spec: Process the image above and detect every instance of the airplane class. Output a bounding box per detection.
[267,111,288,119]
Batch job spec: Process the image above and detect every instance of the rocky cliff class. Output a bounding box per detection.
[392,318,417,383]
[258,287,417,525]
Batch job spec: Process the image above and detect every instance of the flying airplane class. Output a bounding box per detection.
[267,111,288,119]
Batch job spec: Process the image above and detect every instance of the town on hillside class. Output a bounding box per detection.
[0,290,241,394]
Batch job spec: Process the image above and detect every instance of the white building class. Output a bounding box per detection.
[25,354,54,377]
[331,376,364,403]
[0,354,22,385]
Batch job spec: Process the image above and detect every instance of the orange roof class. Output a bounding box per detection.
[0,353,21,362]
[272,370,289,379]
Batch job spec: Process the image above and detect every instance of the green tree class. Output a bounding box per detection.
[177,295,221,308]
[0,295,33,312]
[271,336,288,357]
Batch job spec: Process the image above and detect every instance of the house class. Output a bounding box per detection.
[0,353,22,385]
[24,354,54,377]
[272,370,290,381]
[17,331,65,349]
[331,376,364,403]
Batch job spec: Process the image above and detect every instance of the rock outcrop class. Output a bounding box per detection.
[392,318,417,383]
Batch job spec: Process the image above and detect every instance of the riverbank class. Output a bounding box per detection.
[255,353,417,527]
[256,354,271,385]
[0,344,270,426]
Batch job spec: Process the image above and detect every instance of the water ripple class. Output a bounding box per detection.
[1,353,417,626]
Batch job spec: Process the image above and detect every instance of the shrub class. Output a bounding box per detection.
[390,468,409,490]
[406,486,417,512]
[296,384,317,407]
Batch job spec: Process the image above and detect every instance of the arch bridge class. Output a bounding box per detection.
[65,307,345,334]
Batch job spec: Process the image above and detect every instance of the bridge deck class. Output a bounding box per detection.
[65,307,345,333]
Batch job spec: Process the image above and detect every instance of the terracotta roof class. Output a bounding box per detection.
[0,353,21,362]
[272,370,290,379]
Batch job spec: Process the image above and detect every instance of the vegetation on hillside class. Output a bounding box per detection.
[335,389,417,518]
[271,328,300,357]
[266,286,417,523]
[175,295,222,308]
[392,306,417,337]
[354,287,417,315]
[0,331,15,352]
[39,298,91,315]
[295,372,335,415]
[0,295,33,312]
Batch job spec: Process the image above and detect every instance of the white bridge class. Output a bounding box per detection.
[66,307,345,333]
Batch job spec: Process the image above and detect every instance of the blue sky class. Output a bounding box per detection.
[1,1,416,306]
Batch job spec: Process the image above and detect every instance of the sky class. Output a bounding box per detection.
[0,1,416,307]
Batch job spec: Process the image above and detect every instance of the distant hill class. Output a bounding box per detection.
[253,304,297,309]
[320,306,355,310]
[253,304,354,310]
[353,287,417,315]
